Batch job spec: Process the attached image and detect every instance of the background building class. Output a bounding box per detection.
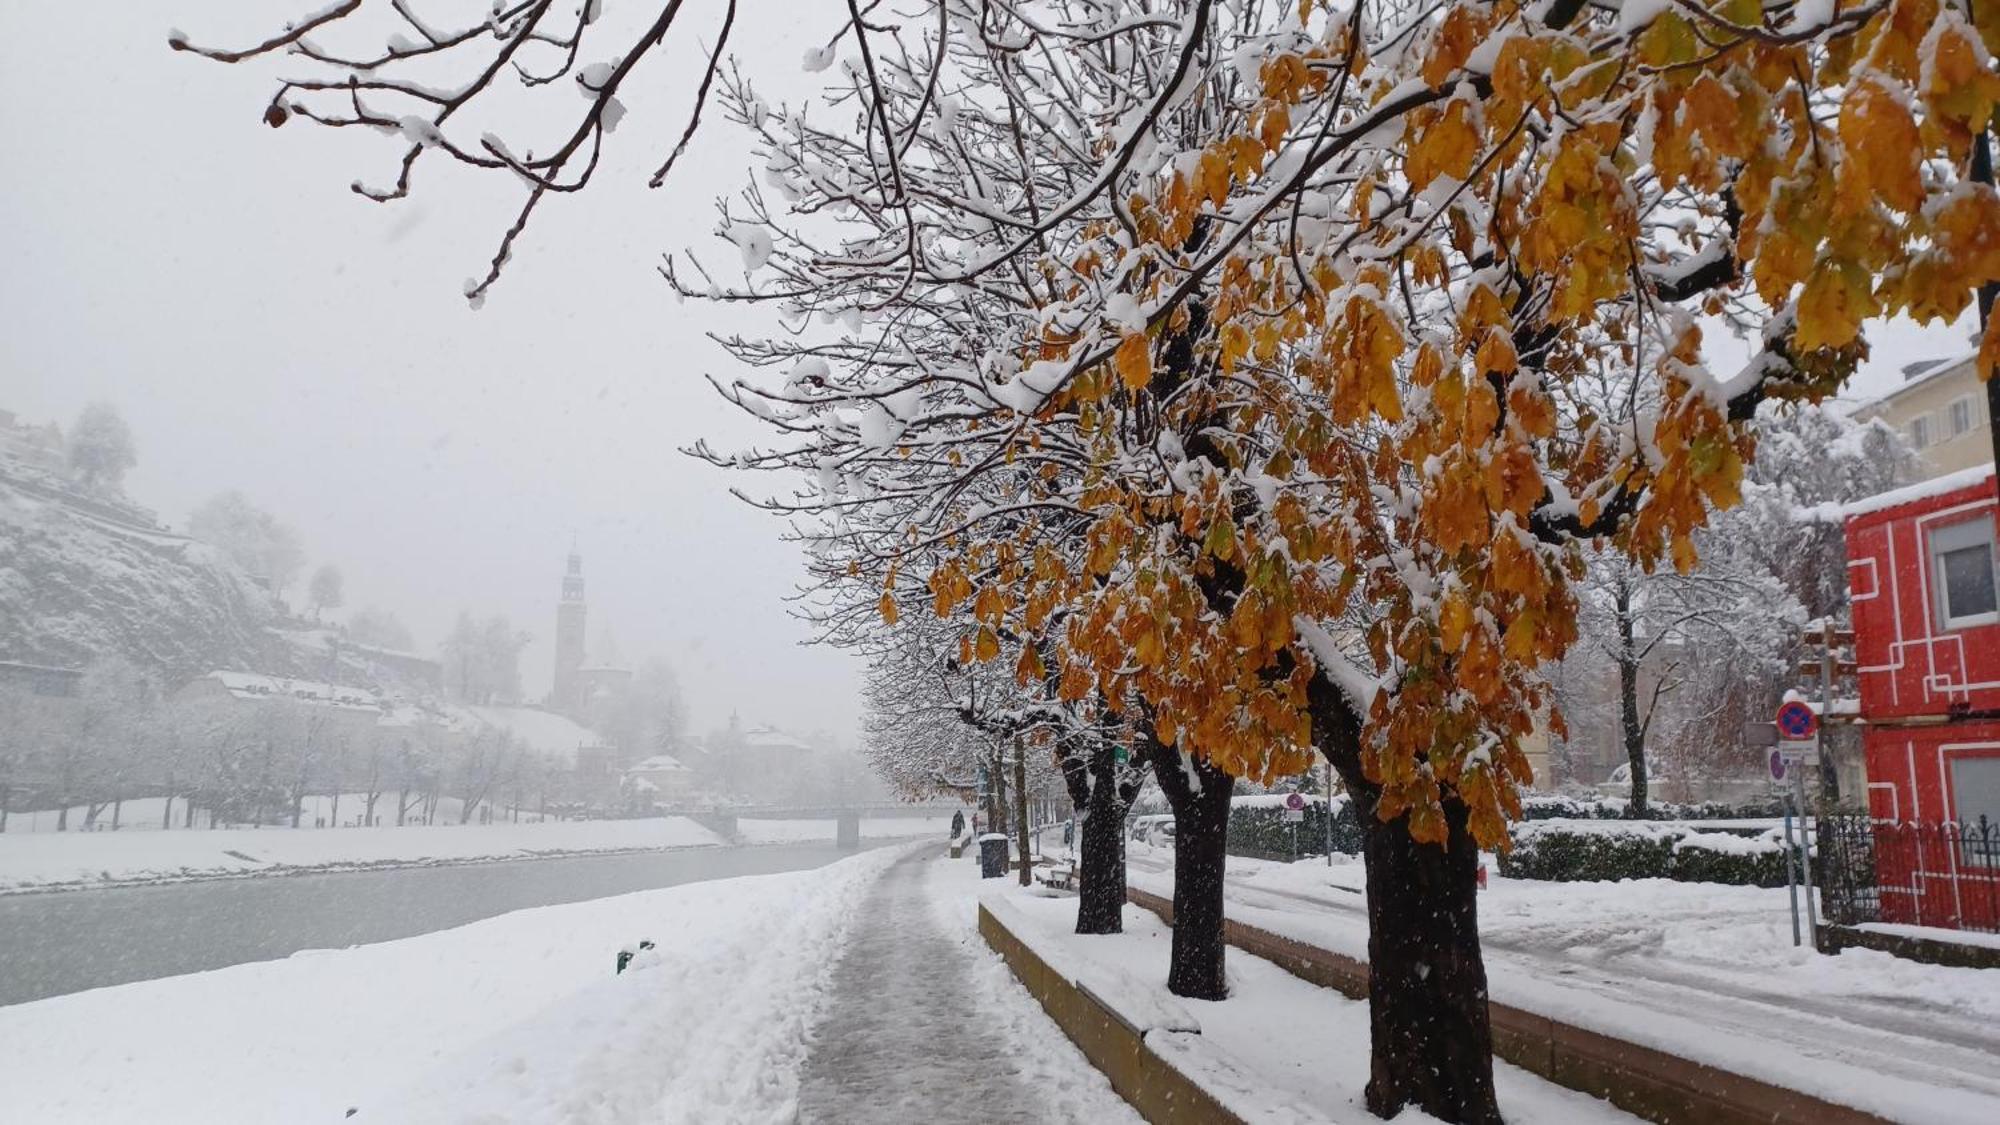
[551,549,587,716]
[1854,356,1991,482]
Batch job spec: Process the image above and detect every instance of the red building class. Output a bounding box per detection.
[1844,464,2000,930]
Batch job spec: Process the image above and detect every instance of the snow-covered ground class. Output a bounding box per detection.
[0,814,964,893]
[0,817,725,893]
[0,847,905,1123]
[0,843,1137,1125]
[1131,849,2000,1123]
[3,792,526,833]
[985,875,1635,1123]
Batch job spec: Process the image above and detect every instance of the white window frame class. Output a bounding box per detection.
[1948,396,1975,437]
[1930,516,2000,631]
[1910,414,1933,449]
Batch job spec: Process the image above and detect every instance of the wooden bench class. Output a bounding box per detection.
[1039,862,1076,891]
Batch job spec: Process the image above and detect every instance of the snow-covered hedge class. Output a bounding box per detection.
[1499,821,1792,887]
[1226,794,1361,859]
[1520,794,1784,822]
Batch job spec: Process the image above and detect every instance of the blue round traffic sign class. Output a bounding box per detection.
[1775,700,1818,740]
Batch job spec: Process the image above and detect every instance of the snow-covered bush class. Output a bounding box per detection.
[1518,794,1783,822]
[1500,822,1790,887]
[1226,794,1361,860]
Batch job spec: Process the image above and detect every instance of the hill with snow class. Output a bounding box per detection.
[0,467,285,682]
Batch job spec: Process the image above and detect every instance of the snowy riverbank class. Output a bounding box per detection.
[0,843,1133,1125]
[0,815,960,893]
[0,847,905,1122]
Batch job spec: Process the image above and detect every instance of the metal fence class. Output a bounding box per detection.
[1816,813,2000,935]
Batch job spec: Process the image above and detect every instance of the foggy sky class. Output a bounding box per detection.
[0,3,1980,741]
[0,0,866,738]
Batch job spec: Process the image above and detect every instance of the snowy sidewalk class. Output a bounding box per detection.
[1130,850,2000,1123]
[797,849,1139,1124]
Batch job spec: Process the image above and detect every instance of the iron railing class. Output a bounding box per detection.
[1816,813,2000,935]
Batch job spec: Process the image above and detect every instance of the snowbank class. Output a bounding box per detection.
[0,846,907,1124]
[0,817,725,893]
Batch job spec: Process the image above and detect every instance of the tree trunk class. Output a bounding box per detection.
[0,782,9,833]
[397,787,410,827]
[1076,751,1129,934]
[56,803,68,831]
[992,750,1009,837]
[1143,739,1236,999]
[290,790,304,829]
[1360,798,1501,1125]
[1014,737,1033,887]
[112,798,123,831]
[1616,578,1649,817]
[330,790,341,828]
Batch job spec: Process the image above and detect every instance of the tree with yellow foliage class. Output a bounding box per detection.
[184,0,2000,1120]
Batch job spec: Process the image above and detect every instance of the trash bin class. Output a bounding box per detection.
[978,832,1010,879]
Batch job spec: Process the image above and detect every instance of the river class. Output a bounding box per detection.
[0,842,875,1006]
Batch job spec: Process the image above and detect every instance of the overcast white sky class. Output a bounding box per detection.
[0,0,868,738]
[0,2,1980,741]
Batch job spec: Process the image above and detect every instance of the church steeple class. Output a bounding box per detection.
[553,546,587,715]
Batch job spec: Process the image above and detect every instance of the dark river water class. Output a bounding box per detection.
[0,842,874,1006]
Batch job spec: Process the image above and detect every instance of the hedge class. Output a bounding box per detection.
[1499,821,1792,886]
[1520,794,1785,821]
[1226,794,1363,859]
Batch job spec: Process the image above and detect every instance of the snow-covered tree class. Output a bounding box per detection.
[182,1,2000,1119]
[346,605,417,652]
[188,490,306,595]
[307,565,345,621]
[66,401,137,493]
[441,612,529,705]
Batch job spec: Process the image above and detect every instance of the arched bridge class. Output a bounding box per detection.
[669,802,963,848]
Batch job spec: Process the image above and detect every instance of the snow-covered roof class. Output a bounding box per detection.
[627,754,689,773]
[460,705,607,756]
[203,671,383,713]
[1841,464,1996,519]
[740,725,814,752]
[1857,354,1973,410]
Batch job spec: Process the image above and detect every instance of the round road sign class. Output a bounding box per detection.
[1285,792,1306,811]
[1775,700,1818,741]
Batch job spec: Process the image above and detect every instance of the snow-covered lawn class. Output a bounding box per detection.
[0,814,963,894]
[0,817,726,893]
[983,874,1637,1124]
[0,846,908,1123]
[1132,850,2000,1123]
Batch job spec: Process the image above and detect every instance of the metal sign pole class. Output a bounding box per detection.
[1795,769,1820,945]
[1324,762,1334,866]
[1780,778,1802,947]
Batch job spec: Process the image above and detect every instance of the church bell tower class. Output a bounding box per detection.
[553,548,587,715]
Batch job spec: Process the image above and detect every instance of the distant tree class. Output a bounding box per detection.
[0,685,56,833]
[66,401,136,492]
[48,658,159,830]
[346,606,415,652]
[585,658,688,761]
[188,490,305,594]
[307,565,345,621]
[441,612,529,705]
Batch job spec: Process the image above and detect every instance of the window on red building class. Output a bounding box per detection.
[1931,518,1999,630]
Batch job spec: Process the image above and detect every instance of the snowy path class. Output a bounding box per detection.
[796,850,1140,1124]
